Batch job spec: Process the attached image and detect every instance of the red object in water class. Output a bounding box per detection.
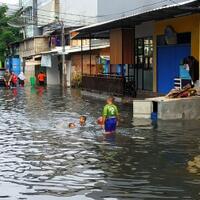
[97,117,103,126]
[12,74,18,84]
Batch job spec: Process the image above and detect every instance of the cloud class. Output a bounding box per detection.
[0,0,19,5]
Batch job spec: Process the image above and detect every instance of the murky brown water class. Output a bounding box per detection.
[0,86,200,200]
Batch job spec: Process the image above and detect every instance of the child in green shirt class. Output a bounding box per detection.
[102,96,119,134]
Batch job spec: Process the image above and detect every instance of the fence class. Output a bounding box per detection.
[82,74,136,97]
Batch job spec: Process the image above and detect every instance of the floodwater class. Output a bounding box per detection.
[0,86,200,200]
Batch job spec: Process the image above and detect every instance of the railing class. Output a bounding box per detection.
[82,74,137,97]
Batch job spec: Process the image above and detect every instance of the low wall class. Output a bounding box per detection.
[133,97,200,120]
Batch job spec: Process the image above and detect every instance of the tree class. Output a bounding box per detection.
[0,5,22,63]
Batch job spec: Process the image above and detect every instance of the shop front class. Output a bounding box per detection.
[71,0,199,97]
[40,53,60,85]
[154,14,200,94]
[135,37,154,91]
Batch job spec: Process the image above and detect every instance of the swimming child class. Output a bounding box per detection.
[79,116,87,126]
[68,123,76,129]
[68,116,87,128]
[102,96,119,135]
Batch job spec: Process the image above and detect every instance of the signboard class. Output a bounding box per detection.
[41,54,52,68]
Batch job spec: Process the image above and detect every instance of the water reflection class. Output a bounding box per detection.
[0,87,200,200]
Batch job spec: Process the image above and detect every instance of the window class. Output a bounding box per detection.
[135,37,153,70]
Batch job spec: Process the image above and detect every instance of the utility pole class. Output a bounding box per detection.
[33,0,38,36]
[61,21,67,88]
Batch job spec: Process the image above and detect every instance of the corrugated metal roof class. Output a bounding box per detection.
[40,44,110,55]
[71,0,199,39]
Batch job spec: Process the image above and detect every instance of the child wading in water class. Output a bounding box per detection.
[102,96,119,138]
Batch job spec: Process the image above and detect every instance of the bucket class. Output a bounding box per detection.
[151,112,158,121]
[30,76,36,86]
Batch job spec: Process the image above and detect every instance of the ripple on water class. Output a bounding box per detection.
[0,87,200,200]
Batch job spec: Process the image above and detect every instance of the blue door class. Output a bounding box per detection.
[157,45,190,94]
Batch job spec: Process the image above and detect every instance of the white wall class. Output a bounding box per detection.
[66,60,72,87]
[35,0,191,29]
[20,0,33,7]
[37,0,56,26]
[47,66,60,85]
[59,0,98,26]
[97,0,191,22]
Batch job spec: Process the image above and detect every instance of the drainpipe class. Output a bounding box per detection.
[61,21,67,88]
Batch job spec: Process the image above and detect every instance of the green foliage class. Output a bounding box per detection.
[0,5,22,62]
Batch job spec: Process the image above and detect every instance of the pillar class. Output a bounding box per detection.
[199,18,200,80]
[110,28,135,65]
[66,60,72,87]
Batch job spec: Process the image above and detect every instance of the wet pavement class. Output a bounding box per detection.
[0,86,200,200]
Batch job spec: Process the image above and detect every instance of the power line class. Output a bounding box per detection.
[1,0,177,20]
[7,7,94,26]
[1,2,99,19]
[5,0,190,30]
[5,7,96,25]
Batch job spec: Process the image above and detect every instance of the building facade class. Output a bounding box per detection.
[20,0,191,38]
[18,0,199,89]
[71,0,200,96]
[19,0,39,38]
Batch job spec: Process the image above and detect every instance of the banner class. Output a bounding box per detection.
[41,54,52,68]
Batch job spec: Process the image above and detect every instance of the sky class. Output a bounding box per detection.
[0,0,18,5]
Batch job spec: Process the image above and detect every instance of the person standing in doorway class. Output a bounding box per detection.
[37,71,46,86]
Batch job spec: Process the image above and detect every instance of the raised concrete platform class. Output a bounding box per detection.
[81,90,133,104]
[133,96,200,120]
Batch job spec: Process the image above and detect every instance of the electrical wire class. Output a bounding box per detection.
[5,7,96,25]
[3,0,168,28]
[1,0,175,20]
[6,7,94,26]
[3,0,192,29]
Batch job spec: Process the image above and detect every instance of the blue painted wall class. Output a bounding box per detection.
[12,58,21,75]
[157,45,191,94]
[6,57,21,75]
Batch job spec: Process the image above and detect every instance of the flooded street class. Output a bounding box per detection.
[0,86,200,200]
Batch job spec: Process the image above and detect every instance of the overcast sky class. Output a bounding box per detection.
[0,0,18,5]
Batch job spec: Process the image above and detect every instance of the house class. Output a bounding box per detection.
[19,36,50,84]
[70,0,200,96]
[20,0,195,86]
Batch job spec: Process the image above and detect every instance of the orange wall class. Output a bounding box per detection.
[71,47,110,75]
[110,29,134,65]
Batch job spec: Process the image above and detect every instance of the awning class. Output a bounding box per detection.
[25,60,41,67]
[64,44,110,55]
[40,49,58,55]
[71,0,200,39]
[34,55,42,59]
[43,30,55,36]
[50,44,110,55]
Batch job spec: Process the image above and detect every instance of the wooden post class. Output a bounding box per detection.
[81,38,83,75]
[89,34,92,75]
